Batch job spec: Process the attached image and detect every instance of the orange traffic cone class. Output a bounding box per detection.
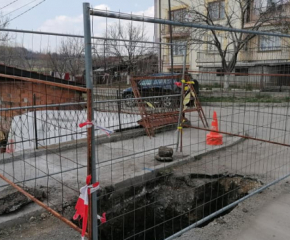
[206,111,223,146]
[6,139,15,153]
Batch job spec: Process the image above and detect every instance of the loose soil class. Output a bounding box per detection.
[1,181,289,240]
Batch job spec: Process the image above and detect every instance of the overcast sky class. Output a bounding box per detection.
[1,0,155,47]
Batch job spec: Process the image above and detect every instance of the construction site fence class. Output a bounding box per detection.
[2,3,290,240]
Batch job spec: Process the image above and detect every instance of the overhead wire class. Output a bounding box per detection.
[4,0,46,23]
[0,0,19,10]
[9,0,46,22]
[3,0,39,17]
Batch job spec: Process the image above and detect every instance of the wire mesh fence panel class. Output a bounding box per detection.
[0,28,93,236]
[0,85,88,205]
[87,6,290,240]
[2,2,290,240]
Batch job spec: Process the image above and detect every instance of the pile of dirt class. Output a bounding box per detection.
[0,186,46,215]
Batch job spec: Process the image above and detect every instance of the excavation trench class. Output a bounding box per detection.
[95,173,262,240]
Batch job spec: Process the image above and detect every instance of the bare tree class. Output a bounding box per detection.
[18,47,38,70]
[47,38,84,80]
[47,52,66,77]
[0,45,33,68]
[0,13,9,42]
[0,45,15,65]
[105,22,150,78]
[60,38,84,78]
[0,13,11,65]
[175,0,290,88]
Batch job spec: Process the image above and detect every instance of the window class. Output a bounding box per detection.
[207,35,223,52]
[253,0,268,14]
[171,8,186,22]
[172,40,187,56]
[235,68,249,76]
[242,41,249,51]
[245,1,251,22]
[153,79,173,88]
[170,8,193,22]
[208,1,225,20]
[259,35,281,51]
[216,69,224,76]
[152,79,163,85]
[139,79,152,86]
[253,0,289,14]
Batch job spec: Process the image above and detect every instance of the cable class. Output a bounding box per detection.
[0,0,19,10]
[3,0,41,18]
[9,0,46,22]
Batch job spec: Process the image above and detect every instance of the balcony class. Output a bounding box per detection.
[161,25,190,38]
[197,49,290,64]
[162,54,190,70]
[196,51,234,64]
[239,49,290,62]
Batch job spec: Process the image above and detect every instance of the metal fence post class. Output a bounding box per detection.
[168,0,174,74]
[176,43,187,152]
[33,94,38,150]
[117,88,122,132]
[83,3,98,240]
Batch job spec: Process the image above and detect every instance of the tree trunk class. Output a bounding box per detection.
[127,74,130,85]
[260,66,264,91]
[223,74,230,89]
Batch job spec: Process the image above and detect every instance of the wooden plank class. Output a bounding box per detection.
[0,73,87,92]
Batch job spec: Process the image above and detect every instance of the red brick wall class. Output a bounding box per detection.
[0,81,83,133]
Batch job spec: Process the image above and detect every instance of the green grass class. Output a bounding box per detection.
[200,83,256,91]
[94,95,118,100]
[200,83,221,90]
[199,96,290,103]
[245,84,253,91]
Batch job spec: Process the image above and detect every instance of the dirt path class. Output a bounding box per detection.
[0,207,81,240]
[179,181,290,240]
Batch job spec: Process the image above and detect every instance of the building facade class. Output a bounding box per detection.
[154,0,290,89]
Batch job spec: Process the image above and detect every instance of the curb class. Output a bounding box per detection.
[164,135,246,170]
[0,203,45,230]
[0,124,179,165]
[202,102,290,107]
[193,135,246,161]
[104,135,247,194]
[0,133,246,230]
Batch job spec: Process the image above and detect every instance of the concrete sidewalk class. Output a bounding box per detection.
[0,106,242,229]
[235,191,290,240]
[1,105,290,236]
[0,123,241,189]
[176,180,290,240]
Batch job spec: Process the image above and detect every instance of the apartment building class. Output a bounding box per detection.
[154,0,290,88]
